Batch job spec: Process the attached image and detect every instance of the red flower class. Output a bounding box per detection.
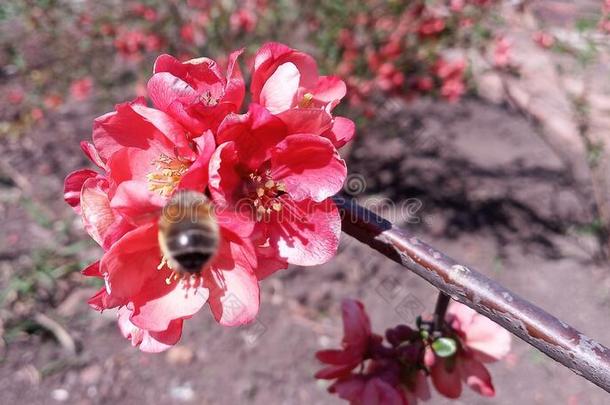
[147,51,244,135]
[434,58,467,102]
[70,77,94,101]
[64,98,259,351]
[209,104,346,271]
[251,42,355,148]
[426,303,511,398]
[315,299,376,380]
[330,375,409,405]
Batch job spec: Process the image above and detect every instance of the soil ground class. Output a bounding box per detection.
[1,93,609,404]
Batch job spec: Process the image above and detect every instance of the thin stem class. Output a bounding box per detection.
[432,292,451,332]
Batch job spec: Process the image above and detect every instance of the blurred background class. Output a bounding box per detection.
[1,0,610,403]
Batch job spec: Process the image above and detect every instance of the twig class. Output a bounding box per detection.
[33,313,77,356]
[335,195,610,393]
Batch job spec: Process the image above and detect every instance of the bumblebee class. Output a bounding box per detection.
[158,190,220,275]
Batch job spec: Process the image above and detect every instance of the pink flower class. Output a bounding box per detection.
[493,36,512,68]
[230,9,257,33]
[209,104,346,270]
[251,42,355,148]
[147,51,244,135]
[70,77,94,101]
[316,300,376,380]
[533,31,555,49]
[426,303,511,398]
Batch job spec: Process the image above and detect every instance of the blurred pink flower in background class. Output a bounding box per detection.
[70,77,94,101]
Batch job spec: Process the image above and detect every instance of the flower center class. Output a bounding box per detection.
[299,92,314,108]
[248,170,286,221]
[146,154,190,197]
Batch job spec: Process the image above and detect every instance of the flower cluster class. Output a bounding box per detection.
[323,0,500,111]
[316,299,511,404]
[64,43,354,352]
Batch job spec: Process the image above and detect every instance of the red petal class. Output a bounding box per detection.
[271,134,346,202]
[430,359,463,399]
[117,306,184,353]
[271,198,341,266]
[101,223,160,300]
[64,169,98,212]
[130,271,209,332]
[458,357,496,397]
[204,234,259,326]
[177,130,216,193]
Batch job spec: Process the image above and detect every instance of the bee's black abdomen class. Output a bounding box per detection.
[174,252,213,274]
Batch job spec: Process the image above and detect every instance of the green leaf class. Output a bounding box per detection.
[432,337,457,358]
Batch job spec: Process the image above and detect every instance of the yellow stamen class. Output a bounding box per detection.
[300,93,314,108]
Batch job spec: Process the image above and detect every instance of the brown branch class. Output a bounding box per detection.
[334,195,610,393]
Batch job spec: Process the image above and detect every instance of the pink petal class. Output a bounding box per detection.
[260,62,300,114]
[81,177,130,249]
[223,48,245,110]
[467,318,512,362]
[323,116,355,149]
[271,134,346,202]
[458,357,496,397]
[277,109,332,136]
[130,103,192,155]
[147,72,197,113]
[251,42,318,101]
[80,141,106,169]
[101,223,160,300]
[272,198,341,266]
[110,180,165,226]
[64,169,98,213]
[204,233,259,326]
[130,271,209,332]
[313,76,347,106]
[117,306,183,353]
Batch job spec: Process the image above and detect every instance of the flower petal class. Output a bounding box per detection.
[64,169,98,213]
[81,177,132,249]
[323,116,355,149]
[259,62,300,114]
[110,180,165,226]
[130,271,209,332]
[458,357,496,397]
[204,233,259,326]
[117,306,184,353]
[272,198,341,266]
[101,222,160,300]
[177,130,216,193]
[271,134,346,202]
[430,359,462,399]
